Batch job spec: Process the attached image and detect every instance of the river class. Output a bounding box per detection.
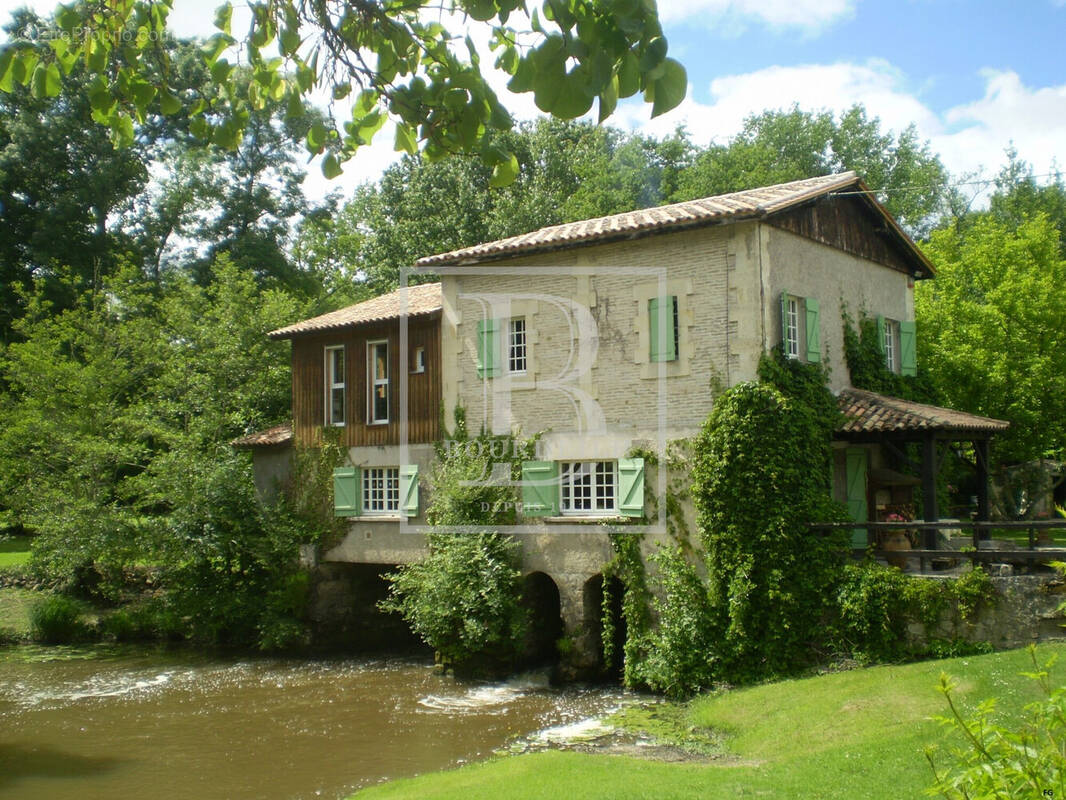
[0,645,628,799]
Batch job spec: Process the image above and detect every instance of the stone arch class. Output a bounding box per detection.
[582,573,626,675]
[520,571,565,665]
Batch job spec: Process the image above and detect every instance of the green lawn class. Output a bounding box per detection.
[0,586,36,637]
[354,645,1066,799]
[0,535,32,568]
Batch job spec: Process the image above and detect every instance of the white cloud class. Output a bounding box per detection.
[936,70,1066,178]
[615,60,1066,193]
[656,0,855,33]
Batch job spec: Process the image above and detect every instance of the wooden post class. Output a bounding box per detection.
[921,432,938,550]
[975,438,991,540]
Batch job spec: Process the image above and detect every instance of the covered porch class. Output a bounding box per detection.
[834,389,1010,554]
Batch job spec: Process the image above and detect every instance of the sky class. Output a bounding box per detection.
[2,0,1064,204]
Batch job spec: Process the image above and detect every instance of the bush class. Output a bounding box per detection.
[29,594,90,643]
[927,645,1066,797]
[381,413,533,674]
[833,562,995,662]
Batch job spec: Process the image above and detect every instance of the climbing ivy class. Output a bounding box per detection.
[692,353,850,683]
[841,308,935,402]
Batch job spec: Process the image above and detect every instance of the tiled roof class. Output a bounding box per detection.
[417,172,928,271]
[269,282,442,339]
[231,422,294,448]
[837,389,1009,436]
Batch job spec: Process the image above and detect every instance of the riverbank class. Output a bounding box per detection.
[353,644,1066,799]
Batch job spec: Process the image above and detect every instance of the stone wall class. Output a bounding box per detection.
[916,574,1066,649]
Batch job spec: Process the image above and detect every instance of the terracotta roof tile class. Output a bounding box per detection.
[837,389,1009,435]
[231,422,294,448]
[417,172,904,267]
[269,282,442,339]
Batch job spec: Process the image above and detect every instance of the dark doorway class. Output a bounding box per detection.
[520,572,564,666]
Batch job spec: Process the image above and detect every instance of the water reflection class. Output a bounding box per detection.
[0,646,626,800]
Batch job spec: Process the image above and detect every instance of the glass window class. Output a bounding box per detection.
[368,340,389,424]
[508,318,527,373]
[560,461,616,515]
[325,345,345,426]
[412,346,425,373]
[884,319,900,373]
[362,467,399,514]
[785,297,800,359]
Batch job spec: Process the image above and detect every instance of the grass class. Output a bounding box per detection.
[0,535,32,568]
[353,644,1066,799]
[0,586,37,638]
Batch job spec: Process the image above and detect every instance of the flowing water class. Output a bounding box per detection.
[0,646,628,799]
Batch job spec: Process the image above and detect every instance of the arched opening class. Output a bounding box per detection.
[520,571,564,666]
[310,563,427,653]
[583,573,626,677]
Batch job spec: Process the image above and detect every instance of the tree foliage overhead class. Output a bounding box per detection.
[0,0,686,182]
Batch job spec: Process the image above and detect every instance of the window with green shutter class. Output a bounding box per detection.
[476,318,501,379]
[521,460,559,517]
[617,458,645,518]
[804,297,821,363]
[845,448,868,548]
[333,467,360,517]
[649,296,678,362]
[900,320,916,376]
[399,464,419,518]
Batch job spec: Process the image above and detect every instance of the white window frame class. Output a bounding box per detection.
[411,345,425,374]
[325,345,345,427]
[559,461,617,516]
[785,297,800,360]
[508,317,527,374]
[884,319,901,373]
[361,467,400,515]
[367,340,389,425]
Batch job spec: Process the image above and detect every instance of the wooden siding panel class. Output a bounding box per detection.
[289,314,441,447]
[768,196,917,275]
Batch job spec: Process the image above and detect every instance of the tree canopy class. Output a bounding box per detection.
[0,0,687,182]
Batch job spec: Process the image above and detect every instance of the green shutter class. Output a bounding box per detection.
[845,448,868,548]
[805,296,821,363]
[617,458,645,518]
[333,467,360,517]
[521,460,559,517]
[900,320,917,377]
[400,464,419,518]
[875,315,887,358]
[780,290,790,347]
[649,296,677,362]
[476,318,500,379]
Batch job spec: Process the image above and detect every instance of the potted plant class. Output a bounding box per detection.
[881,512,913,569]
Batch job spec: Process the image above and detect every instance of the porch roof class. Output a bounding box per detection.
[231,422,294,449]
[837,389,1009,438]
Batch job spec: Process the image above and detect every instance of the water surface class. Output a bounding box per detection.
[0,646,625,799]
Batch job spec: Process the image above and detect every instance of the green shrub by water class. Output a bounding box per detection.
[29,594,90,643]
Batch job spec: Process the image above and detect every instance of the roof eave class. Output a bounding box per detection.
[268,307,442,340]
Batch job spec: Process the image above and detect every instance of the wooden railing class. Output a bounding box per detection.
[810,519,1066,573]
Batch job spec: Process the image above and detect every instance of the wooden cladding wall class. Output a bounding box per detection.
[290,313,441,447]
[768,196,919,276]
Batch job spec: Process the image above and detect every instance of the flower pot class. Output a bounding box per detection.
[882,531,911,569]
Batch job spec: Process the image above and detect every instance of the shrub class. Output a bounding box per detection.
[926,645,1066,797]
[381,412,533,674]
[29,594,90,643]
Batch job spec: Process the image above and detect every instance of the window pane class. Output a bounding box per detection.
[374,343,387,380]
[332,348,344,383]
[374,384,388,421]
[509,318,526,373]
[331,387,344,423]
[362,467,400,513]
[786,298,799,358]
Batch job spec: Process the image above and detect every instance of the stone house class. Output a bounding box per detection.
[236,171,1006,661]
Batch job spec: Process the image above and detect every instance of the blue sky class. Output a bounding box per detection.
[2,0,1063,201]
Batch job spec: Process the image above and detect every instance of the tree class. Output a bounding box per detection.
[916,214,1066,467]
[0,0,686,183]
[672,105,948,235]
[0,11,149,341]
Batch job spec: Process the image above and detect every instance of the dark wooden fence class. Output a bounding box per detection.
[810,519,1066,573]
